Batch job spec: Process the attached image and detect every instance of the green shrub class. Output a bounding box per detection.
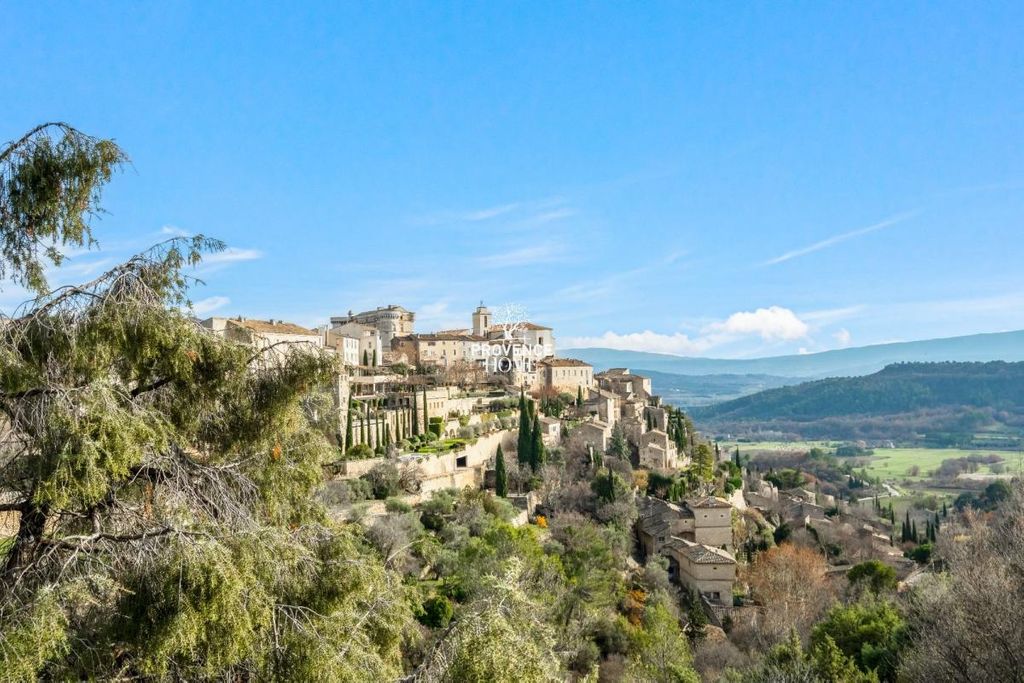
[345,443,374,459]
[909,542,933,564]
[418,595,453,628]
[385,498,412,513]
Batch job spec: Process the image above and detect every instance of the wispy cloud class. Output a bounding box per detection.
[202,247,263,265]
[800,304,867,324]
[762,210,920,266]
[192,295,230,316]
[160,225,191,237]
[415,202,521,226]
[476,243,565,268]
[554,250,687,304]
[530,207,577,224]
[415,196,572,229]
[459,203,522,222]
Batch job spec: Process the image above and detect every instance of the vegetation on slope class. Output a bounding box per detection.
[694,361,1024,444]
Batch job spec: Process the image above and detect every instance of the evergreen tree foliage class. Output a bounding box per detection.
[693,444,715,481]
[811,598,907,681]
[422,387,429,438]
[495,445,508,497]
[529,415,545,472]
[344,397,354,452]
[608,423,628,460]
[625,598,700,683]
[516,392,532,465]
[411,394,419,436]
[0,122,128,293]
[362,402,369,446]
[0,124,416,679]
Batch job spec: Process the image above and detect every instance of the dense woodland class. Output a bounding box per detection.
[3,123,1024,681]
[695,361,1024,444]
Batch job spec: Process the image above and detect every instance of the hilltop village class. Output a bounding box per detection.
[196,304,926,656]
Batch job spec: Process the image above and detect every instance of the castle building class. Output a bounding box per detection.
[331,305,414,348]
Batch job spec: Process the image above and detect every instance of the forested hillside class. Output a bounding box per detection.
[694,362,1024,444]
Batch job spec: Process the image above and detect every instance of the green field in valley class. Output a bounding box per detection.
[727,441,1023,481]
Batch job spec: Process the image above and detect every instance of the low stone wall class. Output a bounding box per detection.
[420,468,480,494]
[337,429,514,483]
[340,457,386,479]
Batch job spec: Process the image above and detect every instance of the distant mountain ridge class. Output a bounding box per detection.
[689,361,1024,446]
[564,329,1024,379]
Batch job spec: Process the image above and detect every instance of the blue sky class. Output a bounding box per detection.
[2,2,1023,358]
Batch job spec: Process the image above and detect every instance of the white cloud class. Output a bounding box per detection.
[160,225,191,237]
[763,210,919,266]
[705,306,809,341]
[192,295,230,316]
[801,305,866,324]
[833,328,852,347]
[460,203,521,221]
[202,247,263,265]
[566,305,812,355]
[563,330,711,355]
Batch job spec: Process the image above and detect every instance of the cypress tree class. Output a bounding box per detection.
[576,385,583,407]
[360,402,367,446]
[344,398,354,452]
[530,416,545,471]
[372,348,378,367]
[362,350,369,366]
[376,401,383,446]
[385,422,392,448]
[495,444,508,497]
[517,392,531,465]
[912,520,918,544]
[422,387,429,437]
[942,501,948,518]
[411,394,419,436]
[734,447,741,466]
